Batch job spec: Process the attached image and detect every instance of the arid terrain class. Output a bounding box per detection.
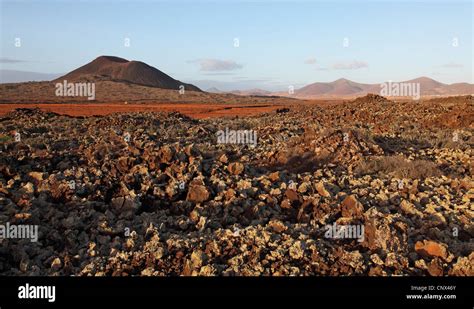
[1,3,473,307]
[0,93,472,276]
[0,75,305,118]
[0,102,301,119]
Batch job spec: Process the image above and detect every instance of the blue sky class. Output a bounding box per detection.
[1,0,472,90]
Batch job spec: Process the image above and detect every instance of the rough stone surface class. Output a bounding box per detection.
[0,95,472,276]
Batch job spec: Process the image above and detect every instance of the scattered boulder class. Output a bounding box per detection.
[316,182,331,198]
[187,184,210,203]
[228,162,244,175]
[341,195,364,218]
[415,240,449,261]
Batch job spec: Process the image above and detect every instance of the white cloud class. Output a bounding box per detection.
[332,60,368,70]
[189,59,243,71]
[0,57,28,63]
[304,57,317,65]
[441,62,464,68]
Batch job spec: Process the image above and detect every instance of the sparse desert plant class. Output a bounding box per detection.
[374,133,431,154]
[354,155,442,179]
[373,128,474,154]
[424,129,474,150]
[0,134,12,143]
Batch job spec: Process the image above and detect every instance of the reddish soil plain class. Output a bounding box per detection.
[0,103,291,118]
[0,79,315,118]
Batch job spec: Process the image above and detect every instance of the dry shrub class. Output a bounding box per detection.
[354,155,442,179]
[374,135,431,154]
[424,130,474,150]
[380,129,474,152]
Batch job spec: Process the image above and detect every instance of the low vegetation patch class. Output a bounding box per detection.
[354,155,442,179]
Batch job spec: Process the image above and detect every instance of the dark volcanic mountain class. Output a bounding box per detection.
[55,56,201,91]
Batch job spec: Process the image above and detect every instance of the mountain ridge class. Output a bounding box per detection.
[293,76,473,98]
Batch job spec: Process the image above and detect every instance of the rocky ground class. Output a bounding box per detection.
[0,94,472,276]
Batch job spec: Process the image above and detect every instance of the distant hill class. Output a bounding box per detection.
[297,78,372,96]
[206,87,222,93]
[292,77,474,98]
[228,88,272,96]
[0,70,62,83]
